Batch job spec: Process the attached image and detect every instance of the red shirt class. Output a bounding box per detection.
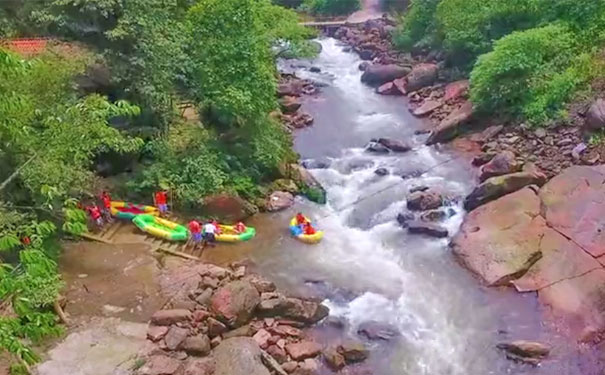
[101,194,111,209]
[155,191,167,205]
[188,220,201,234]
[296,214,307,225]
[304,225,316,235]
[89,206,101,219]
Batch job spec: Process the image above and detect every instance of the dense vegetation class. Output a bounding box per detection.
[0,0,313,371]
[301,0,360,15]
[394,0,605,126]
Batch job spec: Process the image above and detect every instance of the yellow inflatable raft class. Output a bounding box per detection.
[289,216,323,244]
[215,224,256,243]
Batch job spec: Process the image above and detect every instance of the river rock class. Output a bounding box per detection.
[288,164,326,204]
[207,317,227,338]
[479,151,519,182]
[407,221,449,238]
[278,81,305,97]
[164,326,189,351]
[472,152,495,167]
[222,324,253,339]
[323,347,345,370]
[497,340,550,359]
[267,344,288,363]
[266,191,294,212]
[214,337,270,375]
[210,280,260,328]
[377,138,411,152]
[405,63,438,93]
[444,80,469,102]
[138,355,182,375]
[200,193,255,222]
[337,340,368,363]
[182,334,211,356]
[195,288,213,306]
[147,325,169,342]
[376,81,402,95]
[407,190,443,211]
[420,209,448,222]
[585,98,605,130]
[539,165,605,257]
[183,358,215,375]
[150,309,191,326]
[426,101,474,145]
[283,298,329,324]
[361,64,411,86]
[396,212,414,227]
[452,187,545,286]
[357,320,400,341]
[243,274,276,293]
[301,158,330,169]
[464,164,547,211]
[412,99,443,117]
[374,167,389,176]
[286,341,322,360]
[294,358,319,375]
[280,96,301,114]
[252,328,272,349]
[358,61,370,71]
[366,141,390,153]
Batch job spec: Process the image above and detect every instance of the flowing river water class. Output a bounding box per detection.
[211,38,597,375]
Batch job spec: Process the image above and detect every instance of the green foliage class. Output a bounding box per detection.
[393,0,441,50]
[188,0,277,126]
[62,199,88,235]
[301,0,360,16]
[470,24,596,126]
[300,185,326,204]
[436,0,541,64]
[0,209,63,367]
[0,48,143,202]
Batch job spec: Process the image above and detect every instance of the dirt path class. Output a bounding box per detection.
[347,0,383,23]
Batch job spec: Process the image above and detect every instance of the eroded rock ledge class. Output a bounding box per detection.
[452,165,605,342]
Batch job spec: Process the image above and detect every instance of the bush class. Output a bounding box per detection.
[302,0,360,16]
[470,24,594,125]
[392,0,441,50]
[436,0,541,64]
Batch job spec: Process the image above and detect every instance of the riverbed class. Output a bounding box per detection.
[208,38,596,374]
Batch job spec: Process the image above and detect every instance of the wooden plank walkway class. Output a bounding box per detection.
[77,219,203,261]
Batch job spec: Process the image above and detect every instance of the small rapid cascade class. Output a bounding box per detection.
[251,38,563,375]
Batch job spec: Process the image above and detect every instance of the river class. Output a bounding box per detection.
[214,38,595,375]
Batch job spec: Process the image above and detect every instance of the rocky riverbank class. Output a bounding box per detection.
[129,262,381,375]
[328,17,605,346]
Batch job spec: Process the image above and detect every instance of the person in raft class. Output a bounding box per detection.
[234,221,246,234]
[187,219,202,251]
[86,204,104,230]
[202,221,218,247]
[154,190,168,216]
[304,221,316,235]
[295,212,308,226]
[100,191,112,223]
[211,219,222,235]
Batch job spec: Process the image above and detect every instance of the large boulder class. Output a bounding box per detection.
[376,81,402,95]
[426,101,473,145]
[444,80,469,102]
[407,190,443,211]
[337,340,368,363]
[512,227,602,292]
[452,187,545,286]
[412,99,443,117]
[479,151,519,182]
[377,138,411,152]
[407,221,449,238]
[181,334,211,356]
[497,341,550,359]
[539,165,605,257]
[288,164,326,204]
[283,298,329,324]
[266,191,294,212]
[211,281,260,328]
[464,164,547,211]
[200,193,257,222]
[405,63,438,93]
[361,64,411,86]
[280,96,302,114]
[213,337,270,375]
[585,98,605,131]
